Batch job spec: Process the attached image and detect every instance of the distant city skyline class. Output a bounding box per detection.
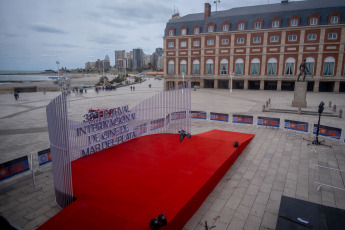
[0,0,303,71]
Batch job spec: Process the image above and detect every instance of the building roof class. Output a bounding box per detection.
[165,0,345,36]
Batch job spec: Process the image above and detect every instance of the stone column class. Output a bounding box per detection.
[230,34,235,73]
[188,38,192,75]
[278,31,286,76]
[316,29,325,77]
[297,30,305,66]
[245,33,251,75]
[215,35,219,76]
[214,79,218,89]
[200,36,205,75]
[313,80,319,92]
[336,28,345,76]
[200,79,205,88]
[277,80,282,91]
[260,80,265,90]
[261,32,268,76]
[334,81,340,93]
[244,79,248,90]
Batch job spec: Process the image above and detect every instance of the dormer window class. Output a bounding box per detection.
[223,24,229,32]
[291,19,298,27]
[238,23,244,30]
[310,18,318,25]
[169,30,174,36]
[272,20,279,28]
[255,22,261,29]
[208,25,214,32]
[331,16,338,24]
[181,29,186,35]
[194,27,199,34]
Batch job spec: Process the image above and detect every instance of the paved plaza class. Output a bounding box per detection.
[1,78,345,230]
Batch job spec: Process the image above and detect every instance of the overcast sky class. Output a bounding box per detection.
[0,0,302,71]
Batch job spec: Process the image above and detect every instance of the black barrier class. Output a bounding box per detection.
[284,120,308,132]
[232,114,253,124]
[313,124,342,139]
[257,116,280,128]
[191,111,207,120]
[210,112,229,122]
[0,156,30,181]
[38,148,52,166]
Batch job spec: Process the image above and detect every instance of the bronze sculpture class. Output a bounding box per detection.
[296,58,313,81]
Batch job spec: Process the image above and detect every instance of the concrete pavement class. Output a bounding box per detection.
[1,78,345,230]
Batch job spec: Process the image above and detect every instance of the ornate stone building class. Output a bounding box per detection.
[163,0,345,92]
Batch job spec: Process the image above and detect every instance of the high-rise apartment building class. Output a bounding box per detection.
[133,48,144,69]
[115,50,126,69]
[163,0,345,92]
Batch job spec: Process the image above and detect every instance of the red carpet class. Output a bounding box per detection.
[38,130,254,230]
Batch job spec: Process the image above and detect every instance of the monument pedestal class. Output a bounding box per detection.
[292,81,307,108]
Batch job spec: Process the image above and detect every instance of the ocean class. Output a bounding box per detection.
[0,71,57,83]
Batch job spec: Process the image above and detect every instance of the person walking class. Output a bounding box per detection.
[14,92,19,100]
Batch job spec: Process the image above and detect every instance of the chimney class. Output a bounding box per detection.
[204,3,211,21]
[169,12,180,21]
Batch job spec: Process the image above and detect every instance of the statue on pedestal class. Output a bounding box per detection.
[297,59,313,81]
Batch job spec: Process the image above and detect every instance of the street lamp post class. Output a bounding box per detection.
[56,61,60,79]
[214,0,220,11]
[230,72,234,93]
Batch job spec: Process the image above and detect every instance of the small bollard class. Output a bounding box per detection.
[298,107,301,115]
[266,101,268,107]
[329,101,332,108]
[268,98,271,104]
[339,109,342,118]
[333,105,336,112]
[262,105,266,112]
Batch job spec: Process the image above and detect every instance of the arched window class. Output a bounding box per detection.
[192,60,200,75]
[206,59,214,75]
[180,60,187,75]
[323,56,335,76]
[285,57,295,75]
[220,59,228,75]
[250,58,260,75]
[168,60,174,75]
[235,59,244,75]
[290,19,298,27]
[305,57,315,75]
[267,58,277,75]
